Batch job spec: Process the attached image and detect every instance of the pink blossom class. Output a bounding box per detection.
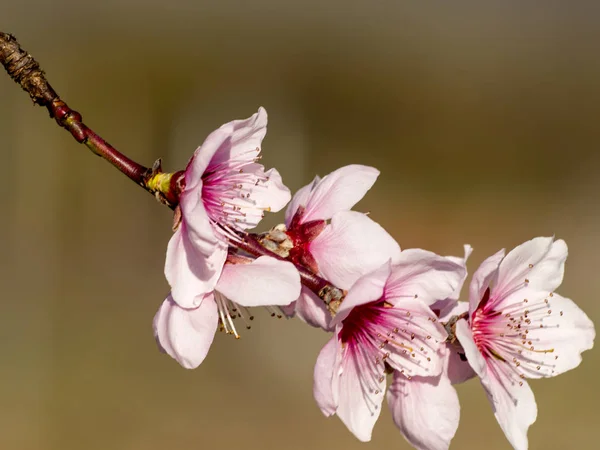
[454,237,595,450]
[283,165,401,329]
[154,256,301,369]
[165,107,291,308]
[313,250,466,442]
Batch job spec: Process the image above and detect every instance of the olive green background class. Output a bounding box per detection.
[1,1,599,449]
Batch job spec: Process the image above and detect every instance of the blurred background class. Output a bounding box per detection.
[1,1,599,449]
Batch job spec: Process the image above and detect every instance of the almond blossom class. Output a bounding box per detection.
[281,165,401,329]
[154,255,301,369]
[313,250,466,441]
[166,107,291,309]
[454,237,595,450]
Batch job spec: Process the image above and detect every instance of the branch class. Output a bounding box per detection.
[0,32,178,207]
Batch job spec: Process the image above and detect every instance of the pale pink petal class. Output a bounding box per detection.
[444,244,473,302]
[496,237,567,299]
[260,168,292,213]
[454,319,487,377]
[311,211,401,289]
[455,320,537,450]
[153,294,219,369]
[294,286,333,330]
[207,107,268,169]
[384,249,466,308]
[336,350,386,442]
[216,256,300,307]
[468,249,505,315]
[301,165,380,222]
[482,360,538,450]
[332,261,392,326]
[285,175,320,226]
[313,336,339,416]
[514,292,595,378]
[179,187,221,257]
[185,122,243,191]
[387,372,460,450]
[164,227,227,308]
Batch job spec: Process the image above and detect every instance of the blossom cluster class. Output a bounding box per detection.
[152,107,595,450]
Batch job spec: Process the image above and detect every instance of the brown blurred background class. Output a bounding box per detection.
[1,1,599,449]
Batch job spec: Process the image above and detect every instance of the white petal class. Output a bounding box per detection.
[454,319,488,378]
[482,360,538,450]
[387,372,460,450]
[336,350,386,442]
[164,227,226,308]
[153,294,219,369]
[216,256,301,307]
[295,286,333,330]
[311,211,401,289]
[301,165,380,222]
[517,292,595,378]
[285,175,320,226]
[313,336,339,416]
[385,249,467,308]
[496,237,567,299]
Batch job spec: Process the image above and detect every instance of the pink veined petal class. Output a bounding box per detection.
[313,336,339,417]
[164,227,227,308]
[301,165,380,223]
[387,372,460,450]
[179,186,220,257]
[384,249,467,308]
[468,249,505,316]
[455,320,538,450]
[294,286,333,330]
[335,345,386,442]
[481,359,538,450]
[515,292,595,378]
[185,120,245,191]
[153,294,219,369]
[332,261,392,326]
[444,244,473,302]
[216,256,301,307]
[260,168,292,213]
[495,237,567,299]
[207,107,268,168]
[285,175,320,226]
[310,211,401,290]
[454,319,487,378]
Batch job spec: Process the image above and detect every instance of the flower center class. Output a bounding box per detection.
[201,147,271,231]
[471,287,559,385]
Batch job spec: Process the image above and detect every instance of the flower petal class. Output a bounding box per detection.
[482,361,538,450]
[301,165,380,222]
[385,249,467,308]
[179,186,221,258]
[468,249,505,315]
[216,256,300,307]
[515,292,595,378]
[335,348,386,442]
[332,261,392,326]
[438,303,476,384]
[153,294,219,369]
[313,336,339,416]
[164,227,227,308]
[496,237,567,299]
[310,211,401,290]
[387,372,460,450]
[294,286,333,330]
[285,175,320,226]
[455,320,538,450]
